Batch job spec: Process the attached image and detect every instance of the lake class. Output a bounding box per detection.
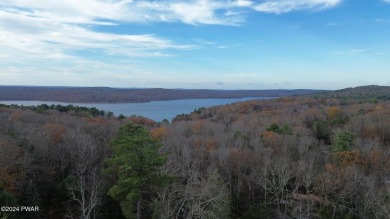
[0,97,267,122]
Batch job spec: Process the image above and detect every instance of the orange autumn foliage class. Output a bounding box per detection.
[261,131,281,147]
[43,123,66,144]
[364,149,389,171]
[191,121,205,135]
[84,117,107,125]
[0,140,27,196]
[150,127,167,140]
[334,150,361,166]
[327,106,341,119]
[205,139,218,152]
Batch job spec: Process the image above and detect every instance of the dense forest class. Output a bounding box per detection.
[0,86,321,103]
[0,85,389,219]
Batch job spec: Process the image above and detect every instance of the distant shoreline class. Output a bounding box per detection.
[0,86,324,103]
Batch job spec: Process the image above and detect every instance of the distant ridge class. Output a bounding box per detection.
[308,85,390,101]
[0,86,324,103]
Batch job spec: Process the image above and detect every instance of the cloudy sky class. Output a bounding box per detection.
[0,0,389,89]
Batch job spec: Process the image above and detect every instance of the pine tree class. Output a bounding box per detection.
[332,131,355,153]
[105,123,171,219]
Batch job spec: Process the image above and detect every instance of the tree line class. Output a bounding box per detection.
[0,86,321,103]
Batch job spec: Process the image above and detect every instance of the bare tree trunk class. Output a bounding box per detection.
[137,199,141,219]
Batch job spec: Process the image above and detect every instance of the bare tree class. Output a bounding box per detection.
[63,129,104,219]
[158,168,230,219]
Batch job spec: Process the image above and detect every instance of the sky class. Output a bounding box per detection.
[0,0,389,90]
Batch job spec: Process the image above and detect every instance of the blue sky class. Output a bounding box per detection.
[0,0,389,89]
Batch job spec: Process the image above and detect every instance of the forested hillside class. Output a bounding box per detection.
[0,86,389,218]
[0,86,321,103]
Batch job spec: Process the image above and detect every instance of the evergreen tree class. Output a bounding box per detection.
[332,131,356,152]
[0,189,18,219]
[105,123,171,219]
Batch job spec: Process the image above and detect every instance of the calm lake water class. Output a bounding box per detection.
[0,97,266,122]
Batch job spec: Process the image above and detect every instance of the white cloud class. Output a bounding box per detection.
[375,18,390,23]
[0,8,193,62]
[253,0,342,14]
[0,0,342,27]
[0,0,244,64]
[0,0,342,65]
[235,0,253,7]
[0,1,198,87]
[0,0,119,25]
[225,73,257,77]
[328,49,367,55]
[0,0,246,26]
[0,0,343,87]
